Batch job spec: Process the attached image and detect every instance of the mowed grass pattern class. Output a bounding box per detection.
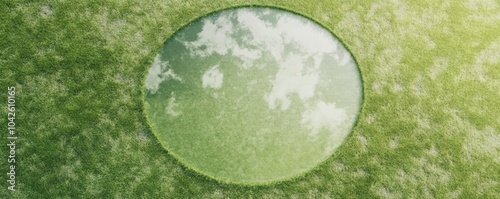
[1,0,499,198]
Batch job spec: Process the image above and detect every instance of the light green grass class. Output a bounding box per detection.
[1,0,500,198]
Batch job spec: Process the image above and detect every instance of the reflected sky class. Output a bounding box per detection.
[201,64,224,89]
[145,7,362,184]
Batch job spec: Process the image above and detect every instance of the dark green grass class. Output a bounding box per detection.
[1,0,499,198]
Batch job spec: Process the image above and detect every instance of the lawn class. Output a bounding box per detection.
[1,0,499,198]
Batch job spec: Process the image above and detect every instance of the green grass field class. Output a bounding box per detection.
[2,0,500,198]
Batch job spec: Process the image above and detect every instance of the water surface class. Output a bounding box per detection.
[144,7,362,184]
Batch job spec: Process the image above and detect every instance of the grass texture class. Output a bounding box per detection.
[1,0,500,198]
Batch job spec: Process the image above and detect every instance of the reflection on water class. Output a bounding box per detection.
[201,64,224,89]
[145,7,362,184]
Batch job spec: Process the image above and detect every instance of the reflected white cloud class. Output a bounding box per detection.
[146,55,182,94]
[202,65,224,89]
[274,13,336,56]
[181,8,355,111]
[166,92,182,117]
[236,9,285,61]
[183,13,261,69]
[236,8,342,62]
[335,51,352,66]
[186,14,234,57]
[264,54,319,110]
[301,101,347,137]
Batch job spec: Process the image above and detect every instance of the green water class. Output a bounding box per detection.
[144,7,362,184]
